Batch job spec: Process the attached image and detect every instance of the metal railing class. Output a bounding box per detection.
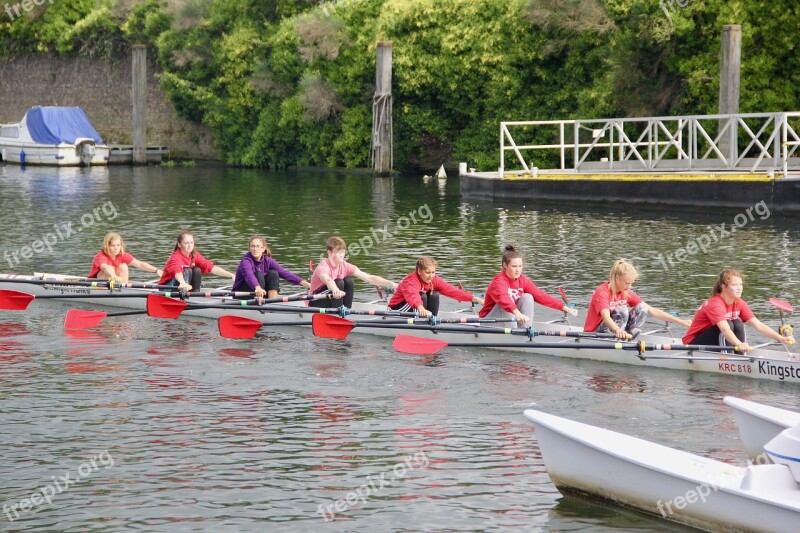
[499,112,800,177]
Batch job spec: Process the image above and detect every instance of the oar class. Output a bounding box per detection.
[392,335,748,355]
[769,297,795,337]
[310,314,620,341]
[0,289,261,311]
[0,275,193,292]
[219,315,313,339]
[311,314,514,340]
[146,292,330,319]
[558,286,576,324]
[218,306,431,339]
[64,309,148,329]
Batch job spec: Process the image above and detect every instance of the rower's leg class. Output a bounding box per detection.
[189,267,203,291]
[117,263,130,283]
[515,293,535,323]
[421,290,440,316]
[341,276,355,308]
[265,270,280,299]
[626,302,648,335]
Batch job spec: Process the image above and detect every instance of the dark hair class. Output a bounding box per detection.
[501,244,522,266]
[712,268,745,296]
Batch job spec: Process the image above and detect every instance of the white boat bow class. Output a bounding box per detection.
[724,396,800,461]
[524,409,800,532]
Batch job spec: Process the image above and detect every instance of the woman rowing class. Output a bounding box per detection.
[479,245,576,325]
[309,236,397,309]
[158,230,234,291]
[232,236,311,298]
[584,258,690,339]
[388,256,483,317]
[682,267,794,351]
[89,232,162,283]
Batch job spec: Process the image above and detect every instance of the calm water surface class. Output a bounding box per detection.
[1,164,799,532]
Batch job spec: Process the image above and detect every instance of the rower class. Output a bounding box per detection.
[308,236,397,309]
[388,256,483,317]
[89,232,162,283]
[584,258,690,340]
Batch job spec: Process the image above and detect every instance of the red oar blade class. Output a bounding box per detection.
[218,315,264,339]
[769,297,794,314]
[146,294,188,319]
[393,334,449,355]
[558,287,569,303]
[312,314,355,340]
[0,290,35,310]
[64,310,108,329]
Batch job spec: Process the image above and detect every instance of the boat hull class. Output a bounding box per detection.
[524,410,800,532]
[2,273,800,383]
[724,397,800,461]
[0,141,109,166]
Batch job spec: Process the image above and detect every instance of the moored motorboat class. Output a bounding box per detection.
[2,272,800,383]
[724,396,800,461]
[0,106,109,166]
[523,409,800,532]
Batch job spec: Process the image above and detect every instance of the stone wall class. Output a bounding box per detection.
[0,53,220,160]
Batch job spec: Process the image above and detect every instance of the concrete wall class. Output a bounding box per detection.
[0,53,220,160]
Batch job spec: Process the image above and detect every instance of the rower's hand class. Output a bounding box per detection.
[178,282,192,292]
[332,288,345,299]
[513,310,529,326]
[780,334,796,346]
[254,287,266,298]
[564,306,578,317]
[735,342,750,353]
[613,328,629,340]
[417,307,432,318]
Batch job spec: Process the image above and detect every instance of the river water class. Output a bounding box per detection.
[1,164,798,532]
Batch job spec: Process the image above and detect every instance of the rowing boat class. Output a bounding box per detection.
[2,272,800,383]
[724,396,800,461]
[523,409,800,532]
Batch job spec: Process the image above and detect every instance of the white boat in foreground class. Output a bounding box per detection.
[523,409,800,532]
[724,396,800,461]
[0,106,109,166]
[2,272,800,383]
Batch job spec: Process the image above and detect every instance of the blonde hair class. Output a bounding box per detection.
[712,268,745,296]
[609,258,639,293]
[101,232,125,256]
[416,256,437,271]
[249,236,272,257]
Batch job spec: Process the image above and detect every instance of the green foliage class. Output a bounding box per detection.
[5,0,800,169]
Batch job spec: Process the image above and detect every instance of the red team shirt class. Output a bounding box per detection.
[478,272,563,317]
[158,249,215,284]
[682,295,754,344]
[583,281,644,332]
[388,272,474,309]
[88,250,135,278]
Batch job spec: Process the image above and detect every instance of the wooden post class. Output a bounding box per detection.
[372,42,393,175]
[719,25,741,166]
[132,44,147,165]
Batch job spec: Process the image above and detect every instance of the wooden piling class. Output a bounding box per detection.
[372,42,393,175]
[132,44,147,165]
[719,25,741,162]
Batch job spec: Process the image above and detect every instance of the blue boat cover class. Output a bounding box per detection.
[25,106,104,144]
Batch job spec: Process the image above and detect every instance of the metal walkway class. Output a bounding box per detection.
[498,112,800,177]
